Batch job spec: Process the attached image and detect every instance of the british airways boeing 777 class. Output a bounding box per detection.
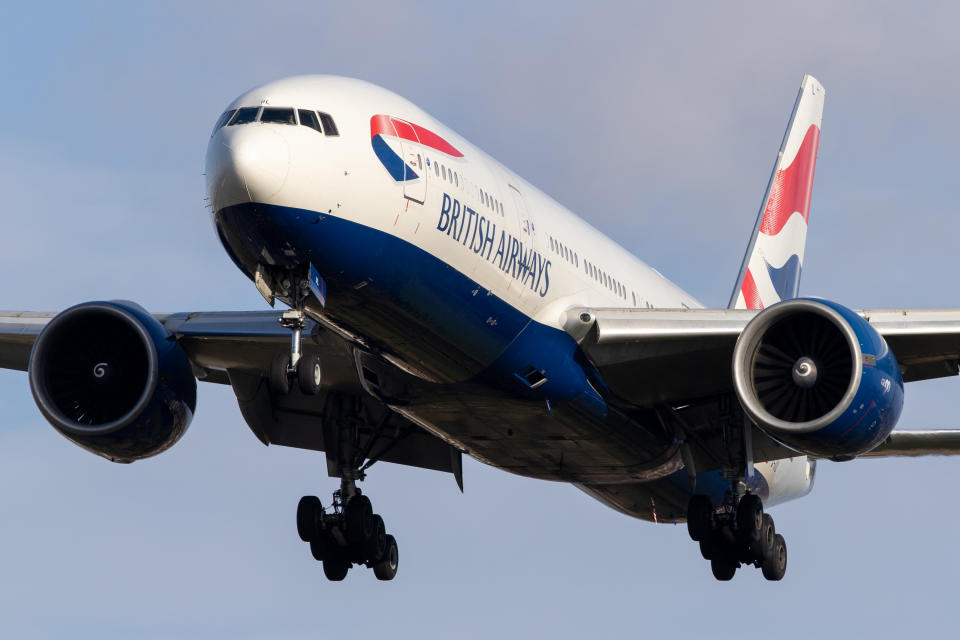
[3,74,959,582]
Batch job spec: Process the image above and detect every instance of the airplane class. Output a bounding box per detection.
[3,73,960,583]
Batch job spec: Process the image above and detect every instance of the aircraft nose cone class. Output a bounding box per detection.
[206,126,290,210]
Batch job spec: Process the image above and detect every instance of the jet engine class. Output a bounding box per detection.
[732,298,903,460]
[28,301,197,463]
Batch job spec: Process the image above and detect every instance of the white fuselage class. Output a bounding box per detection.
[204,75,812,516]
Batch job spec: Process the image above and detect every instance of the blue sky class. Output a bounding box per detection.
[1,2,958,637]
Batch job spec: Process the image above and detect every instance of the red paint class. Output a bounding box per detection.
[370,114,463,157]
[370,114,398,138]
[741,268,764,310]
[759,124,820,236]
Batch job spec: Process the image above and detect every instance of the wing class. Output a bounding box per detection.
[0,310,463,479]
[564,306,960,460]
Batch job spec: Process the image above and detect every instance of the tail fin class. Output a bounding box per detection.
[729,75,825,310]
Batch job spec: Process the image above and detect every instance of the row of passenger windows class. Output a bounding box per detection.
[427,157,504,217]
[548,235,630,301]
[211,107,339,137]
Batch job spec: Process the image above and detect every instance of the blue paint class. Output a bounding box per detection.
[769,298,904,458]
[371,135,417,181]
[308,263,326,307]
[215,202,598,405]
[764,253,801,300]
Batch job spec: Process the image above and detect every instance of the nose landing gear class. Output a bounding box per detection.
[270,309,322,396]
[687,491,787,581]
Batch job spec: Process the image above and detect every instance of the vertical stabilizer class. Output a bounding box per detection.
[729,75,825,310]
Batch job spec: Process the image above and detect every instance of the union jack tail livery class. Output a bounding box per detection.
[729,74,825,310]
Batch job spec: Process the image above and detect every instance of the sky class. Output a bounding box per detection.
[1,2,958,637]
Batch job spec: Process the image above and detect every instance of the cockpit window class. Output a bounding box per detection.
[318,112,339,136]
[261,107,296,125]
[298,109,323,133]
[229,107,259,126]
[211,109,236,136]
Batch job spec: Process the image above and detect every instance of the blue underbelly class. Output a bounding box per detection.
[215,203,596,404]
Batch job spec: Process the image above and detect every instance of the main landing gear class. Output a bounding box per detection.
[296,477,399,581]
[270,309,322,396]
[687,492,787,581]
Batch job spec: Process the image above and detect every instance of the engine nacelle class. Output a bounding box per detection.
[28,301,197,463]
[733,298,903,460]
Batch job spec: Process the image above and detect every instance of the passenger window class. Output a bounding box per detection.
[229,107,259,126]
[442,166,447,180]
[211,109,237,136]
[454,172,458,186]
[435,161,440,177]
[298,109,323,133]
[261,107,296,125]
[318,112,339,136]
[418,154,423,170]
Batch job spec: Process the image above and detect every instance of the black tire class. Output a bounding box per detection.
[270,353,291,395]
[297,353,322,395]
[752,514,775,563]
[687,495,713,542]
[364,514,387,563]
[736,494,763,545]
[762,533,787,581]
[296,495,322,542]
[322,549,350,581]
[345,494,373,548]
[373,534,399,581]
[309,536,327,562]
[710,555,737,581]
[699,535,720,560]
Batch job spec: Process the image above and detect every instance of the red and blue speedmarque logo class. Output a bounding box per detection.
[370,114,463,181]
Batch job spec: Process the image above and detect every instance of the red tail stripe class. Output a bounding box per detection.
[760,124,820,236]
[741,268,764,310]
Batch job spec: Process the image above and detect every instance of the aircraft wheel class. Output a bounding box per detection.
[736,493,763,545]
[710,555,737,581]
[270,353,291,395]
[345,494,373,548]
[296,495,322,542]
[699,534,720,561]
[365,514,387,563]
[752,514,775,562]
[297,353,322,395]
[323,548,350,581]
[762,533,787,581]
[687,495,713,542]
[373,535,399,581]
[309,536,328,562]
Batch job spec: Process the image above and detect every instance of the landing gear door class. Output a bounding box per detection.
[391,118,427,205]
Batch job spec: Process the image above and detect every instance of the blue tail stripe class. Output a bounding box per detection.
[764,254,801,300]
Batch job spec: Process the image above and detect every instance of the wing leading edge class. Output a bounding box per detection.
[563,305,960,460]
[0,310,463,477]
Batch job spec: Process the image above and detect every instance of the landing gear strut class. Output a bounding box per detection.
[687,489,787,581]
[296,476,399,581]
[271,309,322,396]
